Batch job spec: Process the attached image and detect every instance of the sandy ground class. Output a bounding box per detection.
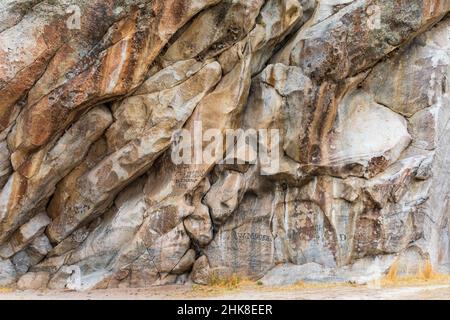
[1,283,450,300]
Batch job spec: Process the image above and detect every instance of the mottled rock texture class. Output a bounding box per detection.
[0,0,449,289]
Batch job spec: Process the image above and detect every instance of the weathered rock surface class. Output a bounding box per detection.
[17,271,50,290]
[0,0,449,290]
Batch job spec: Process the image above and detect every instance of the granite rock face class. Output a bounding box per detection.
[0,0,449,289]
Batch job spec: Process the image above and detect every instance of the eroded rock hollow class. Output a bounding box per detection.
[0,0,449,290]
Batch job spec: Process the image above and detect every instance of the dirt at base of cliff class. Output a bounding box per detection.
[1,283,450,300]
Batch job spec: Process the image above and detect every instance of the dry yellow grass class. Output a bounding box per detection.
[0,287,13,293]
[385,259,399,282]
[380,260,450,288]
[190,261,450,297]
[190,273,256,296]
[275,280,360,292]
[207,272,242,289]
[421,260,434,280]
[190,274,360,298]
